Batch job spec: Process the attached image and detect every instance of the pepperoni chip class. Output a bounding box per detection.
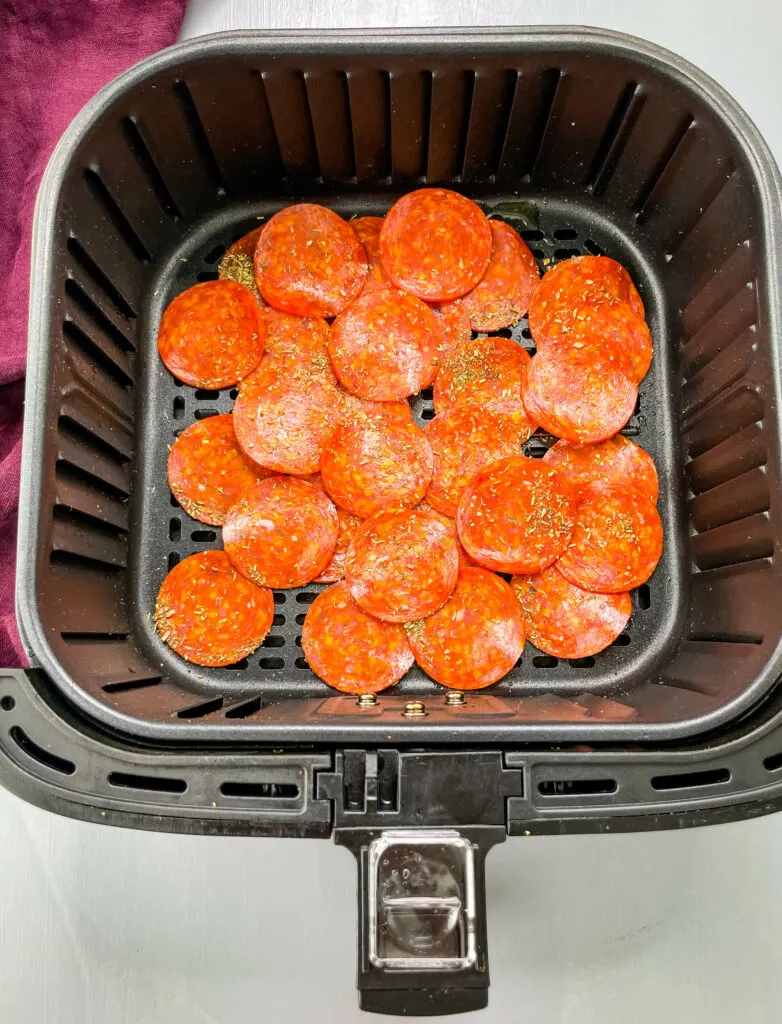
[345,508,459,622]
[405,567,525,689]
[352,216,389,294]
[529,254,644,339]
[328,287,441,400]
[434,336,533,419]
[458,221,539,331]
[417,500,476,567]
[544,436,659,503]
[154,551,273,667]
[321,410,433,518]
[167,414,271,525]
[557,484,663,593]
[315,507,364,583]
[425,405,532,516]
[157,280,265,388]
[522,345,637,444]
[380,188,492,301]
[457,456,578,574]
[511,566,632,658]
[302,583,414,693]
[254,204,368,317]
[224,476,339,588]
[218,225,265,304]
[233,316,345,475]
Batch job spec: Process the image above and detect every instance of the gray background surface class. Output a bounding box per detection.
[3,2,782,1021]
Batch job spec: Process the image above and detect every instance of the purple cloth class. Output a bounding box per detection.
[0,0,187,666]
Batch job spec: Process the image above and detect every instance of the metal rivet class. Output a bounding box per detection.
[402,700,427,718]
[356,693,378,708]
[444,691,465,706]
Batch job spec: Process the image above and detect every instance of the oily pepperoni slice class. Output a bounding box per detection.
[528,254,644,339]
[434,336,534,419]
[417,500,476,567]
[315,507,364,583]
[321,410,433,518]
[345,508,459,622]
[557,484,663,593]
[544,436,659,503]
[218,225,265,304]
[511,565,632,659]
[457,456,578,574]
[254,204,368,317]
[405,567,525,689]
[157,280,265,388]
[458,221,540,331]
[302,583,414,693]
[430,299,472,369]
[167,414,271,526]
[522,344,637,444]
[223,476,339,588]
[328,287,441,400]
[352,216,389,294]
[424,405,532,516]
[233,315,345,475]
[380,188,492,301]
[154,551,273,667]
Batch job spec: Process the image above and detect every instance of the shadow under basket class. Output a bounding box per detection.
[17,28,782,745]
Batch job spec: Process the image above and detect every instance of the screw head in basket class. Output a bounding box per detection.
[444,691,466,706]
[356,692,378,708]
[402,700,427,718]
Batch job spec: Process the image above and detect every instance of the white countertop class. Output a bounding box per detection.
[3,2,782,1022]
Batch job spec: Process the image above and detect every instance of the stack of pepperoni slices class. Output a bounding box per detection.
[154,188,662,694]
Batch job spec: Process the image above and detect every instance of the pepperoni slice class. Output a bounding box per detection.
[233,316,345,475]
[417,500,476,567]
[254,204,368,317]
[380,189,492,301]
[218,225,265,304]
[457,456,578,574]
[345,508,459,622]
[315,507,364,583]
[557,484,663,593]
[352,216,389,294]
[511,565,632,658]
[157,280,265,388]
[321,410,433,518]
[223,476,339,588]
[328,287,441,400]
[154,551,274,667]
[522,345,637,444]
[544,436,659,503]
[458,221,540,331]
[302,583,414,693]
[405,567,525,689]
[434,336,534,419]
[424,405,532,516]
[528,254,644,339]
[430,299,472,369]
[167,414,271,525]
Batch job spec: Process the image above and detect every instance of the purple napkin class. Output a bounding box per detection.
[0,0,187,666]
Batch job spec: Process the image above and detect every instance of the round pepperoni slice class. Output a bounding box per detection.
[345,508,459,622]
[380,189,492,301]
[218,225,265,304]
[544,436,659,504]
[511,565,632,658]
[529,254,644,339]
[254,204,368,317]
[321,411,433,518]
[405,567,525,689]
[522,344,637,444]
[302,583,414,693]
[154,551,273,667]
[157,280,265,388]
[458,221,539,331]
[315,507,364,583]
[557,484,663,593]
[434,336,533,419]
[457,456,578,574]
[167,414,271,526]
[424,405,532,516]
[352,216,389,294]
[328,287,441,400]
[233,317,345,475]
[417,500,476,567]
[224,476,339,588]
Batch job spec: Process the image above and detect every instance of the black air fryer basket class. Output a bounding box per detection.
[6,27,782,1014]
